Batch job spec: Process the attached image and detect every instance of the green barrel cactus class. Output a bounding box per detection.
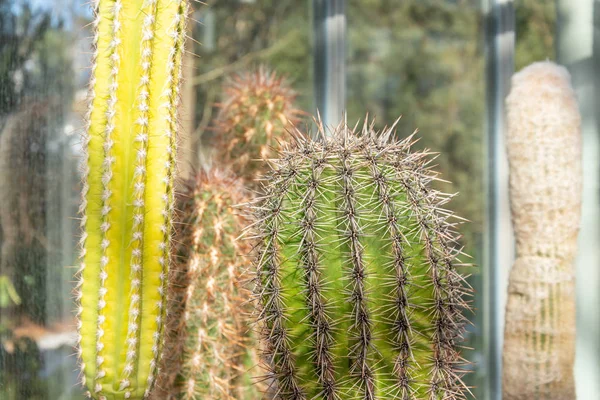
[75,1,188,399]
[249,119,472,400]
[155,169,262,400]
[213,68,303,182]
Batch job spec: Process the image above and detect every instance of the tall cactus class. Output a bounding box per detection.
[156,169,261,400]
[213,68,302,182]
[249,118,472,400]
[75,1,188,399]
[502,62,582,400]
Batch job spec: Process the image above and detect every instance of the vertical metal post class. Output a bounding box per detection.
[484,1,515,399]
[313,0,346,127]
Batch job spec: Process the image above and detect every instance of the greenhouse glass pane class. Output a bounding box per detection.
[0,1,88,398]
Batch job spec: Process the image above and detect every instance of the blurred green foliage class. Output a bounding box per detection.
[515,0,556,70]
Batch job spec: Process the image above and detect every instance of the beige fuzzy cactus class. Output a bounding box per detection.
[503,61,582,400]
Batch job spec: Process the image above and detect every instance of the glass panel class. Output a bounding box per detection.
[0,1,86,398]
[555,0,600,397]
[346,0,487,397]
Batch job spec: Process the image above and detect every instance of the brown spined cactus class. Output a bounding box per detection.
[157,169,261,400]
[249,118,473,400]
[213,68,303,182]
[503,62,582,400]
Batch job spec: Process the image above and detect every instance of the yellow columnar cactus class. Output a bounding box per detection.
[503,61,582,400]
[75,1,188,399]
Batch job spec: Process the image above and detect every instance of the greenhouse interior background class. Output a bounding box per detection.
[0,0,599,399]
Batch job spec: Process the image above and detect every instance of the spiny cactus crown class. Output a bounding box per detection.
[214,67,302,181]
[249,118,472,400]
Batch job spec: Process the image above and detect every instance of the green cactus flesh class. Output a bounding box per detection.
[76,1,187,399]
[250,120,472,400]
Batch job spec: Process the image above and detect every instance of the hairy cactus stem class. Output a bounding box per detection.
[75,1,188,399]
[213,67,303,183]
[156,169,263,400]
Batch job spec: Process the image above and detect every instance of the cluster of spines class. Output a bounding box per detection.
[252,156,304,399]
[398,160,471,398]
[299,140,336,398]
[249,118,472,400]
[146,0,188,396]
[76,1,187,399]
[362,141,413,397]
[214,67,303,182]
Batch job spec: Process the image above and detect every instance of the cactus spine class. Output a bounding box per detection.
[250,119,471,400]
[503,62,582,400]
[76,1,187,399]
[157,170,261,400]
[214,68,302,182]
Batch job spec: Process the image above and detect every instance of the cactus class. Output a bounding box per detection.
[502,62,582,400]
[155,169,261,400]
[249,118,472,400]
[75,1,188,399]
[214,68,303,182]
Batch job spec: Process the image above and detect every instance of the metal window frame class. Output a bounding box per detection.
[484,1,515,400]
[313,0,346,127]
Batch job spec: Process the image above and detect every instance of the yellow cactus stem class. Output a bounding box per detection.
[213,67,304,183]
[75,1,188,399]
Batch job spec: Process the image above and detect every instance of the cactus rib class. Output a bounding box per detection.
[76,1,188,399]
[250,119,472,400]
